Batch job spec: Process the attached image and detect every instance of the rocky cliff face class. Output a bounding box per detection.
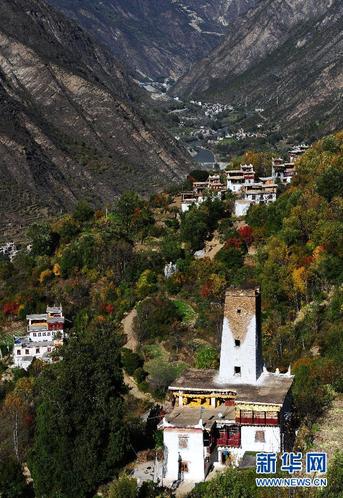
[0,0,192,237]
[174,0,343,133]
[46,0,258,79]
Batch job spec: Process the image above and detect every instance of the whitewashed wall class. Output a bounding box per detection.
[241,425,281,452]
[234,200,251,217]
[218,316,262,384]
[163,429,205,482]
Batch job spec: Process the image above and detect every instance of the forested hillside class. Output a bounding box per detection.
[0,132,342,497]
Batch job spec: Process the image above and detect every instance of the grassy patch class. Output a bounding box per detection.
[142,343,169,361]
[174,300,197,325]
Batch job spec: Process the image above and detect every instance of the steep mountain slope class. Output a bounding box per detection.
[175,0,343,133]
[0,0,192,238]
[46,0,258,79]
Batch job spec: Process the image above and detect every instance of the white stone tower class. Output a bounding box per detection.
[217,288,263,385]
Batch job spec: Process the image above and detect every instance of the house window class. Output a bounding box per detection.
[180,462,189,473]
[234,366,241,376]
[25,349,29,355]
[48,347,51,352]
[36,348,40,354]
[236,309,241,314]
[38,332,41,337]
[255,430,265,443]
[178,436,189,449]
[17,350,21,355]
[33,332,37,337]
[235,339,241,347]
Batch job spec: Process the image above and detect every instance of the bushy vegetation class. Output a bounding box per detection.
[0,132,342,497]
[246,132,343,424]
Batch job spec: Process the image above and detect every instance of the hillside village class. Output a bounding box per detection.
[181,144,309,216]
[0,0,342,496]
[1,134,342,497]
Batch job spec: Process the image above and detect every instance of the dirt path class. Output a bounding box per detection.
[121,308,153,402]
[122,308,138,352]
[203,230,224,260]
[124,372,152,401]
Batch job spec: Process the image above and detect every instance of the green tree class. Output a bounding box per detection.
[292,359,334,422]
[189,467,257,498]
[180,208,209,251]
[316,165,343,202]
[27,222,59,257]
[30,326,129,498]
[60,243,83,277]
[108,474,137,498]
[0,458,33,498]
[121,348,144,376]
[135,297,182,341]
[323,450,343,498]
[135,270,157,299]
[160,235,183,262]
[195,345,219,369]
[112,191,154,238]
[73,200,94,223]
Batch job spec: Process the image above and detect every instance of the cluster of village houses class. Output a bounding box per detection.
[186,126,267,143]
[7,143,308,487]
[13,306,64,370]
[189,100,234,118]
[181,144,309,216]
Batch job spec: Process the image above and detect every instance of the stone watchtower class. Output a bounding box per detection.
[217,288,263,385]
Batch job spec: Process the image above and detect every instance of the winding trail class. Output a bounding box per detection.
[121,307,153,401]
[122,308,138,352]
[202,230,224,260]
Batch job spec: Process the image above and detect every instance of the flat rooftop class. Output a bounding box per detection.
[26,314,47,320]
[169,369,293,406]
[165,404,235,429]
[15,340,55,348]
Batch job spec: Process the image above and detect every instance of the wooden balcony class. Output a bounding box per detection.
[217,435,241,448]
[237,413,279,426]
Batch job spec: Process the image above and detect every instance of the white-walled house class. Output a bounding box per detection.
[234,199,252,217]
[244,183,277,204]
[161,288,294,484]
[13,305,64,370]
[181,175,226,213]
[272,158,296,184]
[13,338,62,370]
[227,164,255,193]
[233,182,278,217]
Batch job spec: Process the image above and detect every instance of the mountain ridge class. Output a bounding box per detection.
[174,0,343,134]
[46,0,259,79]
[0,0,192,240]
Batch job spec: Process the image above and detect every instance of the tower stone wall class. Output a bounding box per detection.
[217,288,263,384]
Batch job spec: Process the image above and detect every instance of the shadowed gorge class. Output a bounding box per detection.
[46,0,259,79]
